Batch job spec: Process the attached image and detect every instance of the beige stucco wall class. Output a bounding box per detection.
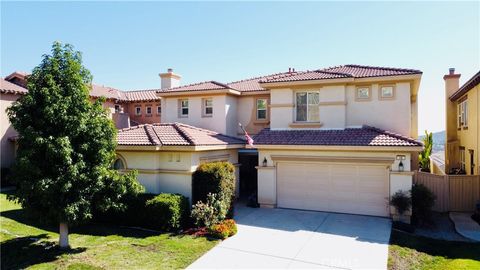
[268,82,413,138]
[346,83,412,136]
[256,148,413,214]
[162,95,235,136]
[117,148,241,202]
[237,95,270,136]
[1,93,20,168]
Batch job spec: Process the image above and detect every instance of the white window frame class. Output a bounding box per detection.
[458,99,468,128]
[203,98,213,117]
[156,105,161,115]
[460,147,466,171]
[356,86,371,101]
[295,91,320,122]
[135,106,141,116]
[146,106,152,116]
[180,99,189,117]
[379,85,395,99]
[256,98,268,120]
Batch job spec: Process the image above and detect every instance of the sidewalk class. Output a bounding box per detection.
[449,212,480,242]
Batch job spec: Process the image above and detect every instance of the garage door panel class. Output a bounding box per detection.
[277,162,388,217]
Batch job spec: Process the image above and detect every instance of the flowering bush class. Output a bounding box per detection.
[208,219,237,239]
[191,193,229,228]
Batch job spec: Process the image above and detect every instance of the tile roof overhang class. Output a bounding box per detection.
[117,123,245,150]
[0,78,28,95]
[155,81,239,97]
[449,70,480,101]
[252,126,423,151]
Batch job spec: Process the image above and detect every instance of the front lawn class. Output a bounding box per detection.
[0,191,218,270]
[388,229,480,270]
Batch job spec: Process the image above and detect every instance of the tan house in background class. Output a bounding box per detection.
[444,69,480,175]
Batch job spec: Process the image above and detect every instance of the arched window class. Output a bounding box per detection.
[113,157,125,170]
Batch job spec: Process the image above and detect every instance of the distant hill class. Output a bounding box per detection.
[418,130,445,153]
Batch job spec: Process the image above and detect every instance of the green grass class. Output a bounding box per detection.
[388,229,480,270]
[0,192,218,270]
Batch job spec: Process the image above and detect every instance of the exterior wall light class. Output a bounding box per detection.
[396,155,406,172]
[262,157,268,167]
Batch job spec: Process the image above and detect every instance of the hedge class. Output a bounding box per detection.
[145,193,190,231]
[192,161,236,205]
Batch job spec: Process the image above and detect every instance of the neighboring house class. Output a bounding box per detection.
[116,123,245,200]
[0,72,161,170]
[444,69,480,175]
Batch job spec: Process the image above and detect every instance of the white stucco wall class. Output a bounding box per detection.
[1,93,19,168]
[162,95,240,136]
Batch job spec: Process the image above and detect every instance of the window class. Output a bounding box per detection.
[356,87,370,100]
[380,85,395,99]
[296,92,319,122]
[157,105,161,115]
[458,99,468,128]
[146,106,152,115]
[135,106,141,116]
[256,99,267,120]
[114,105,120,113]
[180,99,189,117]
[460,147,466,171]
[203,98,213,116]
[113,158,125,170]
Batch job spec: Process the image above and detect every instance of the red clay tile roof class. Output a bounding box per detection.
[253,126,422,147]
[123,90,160,102]
[261,65,422,83]
[450,70,480,101]
[90,84,125,100]
[156,81,231,93]
[0,78,28,94]
[117,123,245,146]
[227,72,300,92]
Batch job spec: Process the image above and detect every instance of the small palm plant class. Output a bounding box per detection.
[419,130,433,172]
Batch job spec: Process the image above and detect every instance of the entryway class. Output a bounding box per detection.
[238,150,258,201]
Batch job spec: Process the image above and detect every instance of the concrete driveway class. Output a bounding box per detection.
[189,205,392,269]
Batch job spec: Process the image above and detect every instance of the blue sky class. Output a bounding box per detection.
[2,1,479,133]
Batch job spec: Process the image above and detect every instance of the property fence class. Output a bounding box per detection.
[413,171,480,212]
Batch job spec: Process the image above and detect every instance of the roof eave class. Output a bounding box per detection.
[157,89,241,97]
[251,144,423,152]
[449,71,480,101]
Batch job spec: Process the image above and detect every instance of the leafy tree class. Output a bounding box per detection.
[6,42,143,249]
[418,130,433,172]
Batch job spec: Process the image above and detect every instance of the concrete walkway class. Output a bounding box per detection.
[449,212,480,242]
[189,206,392,269]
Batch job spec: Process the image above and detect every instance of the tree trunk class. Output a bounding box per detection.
[59,222,70,249]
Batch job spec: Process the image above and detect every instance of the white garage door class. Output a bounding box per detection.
[277,162,389,217]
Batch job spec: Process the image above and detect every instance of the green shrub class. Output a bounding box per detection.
[411,184,436,225]
[191,193,229,227]
[390,190,412,215]
[145,193,190,231]
[192,162,236,205]
[93,193,156,226]
[208,219,237,239]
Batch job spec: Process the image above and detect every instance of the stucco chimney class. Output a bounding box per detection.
[159,68,181,89]
[444,68,461,172]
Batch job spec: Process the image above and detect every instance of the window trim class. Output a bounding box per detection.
[460,147,466,171]
[458,99,468,129]
[355,86,371,101]
[113,154,127,171]
[114,104,121,113]
[202,98,213,117]
[145,105,152,116]
[156,104,161,115]
[135,106,142,116]
[256,98,268,120]
[295,91,320,123]
[179,99,189,118]
[379,84,396,100]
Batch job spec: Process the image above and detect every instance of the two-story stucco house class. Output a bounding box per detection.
[112,65,423,220]
[444,68,480,175]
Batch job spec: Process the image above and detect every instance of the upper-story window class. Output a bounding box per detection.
[203,98,213,116]
[256,99,267,120]
[356,86,370,100]
[135,106,141,116]
[296,92,319,122]
[458,99,468,128]
[460,147,466,171]
[114,104,121,113]
[380,85,395,99]
[146,106,152,116]
[180,99,189,117]
[156,104,161,115]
